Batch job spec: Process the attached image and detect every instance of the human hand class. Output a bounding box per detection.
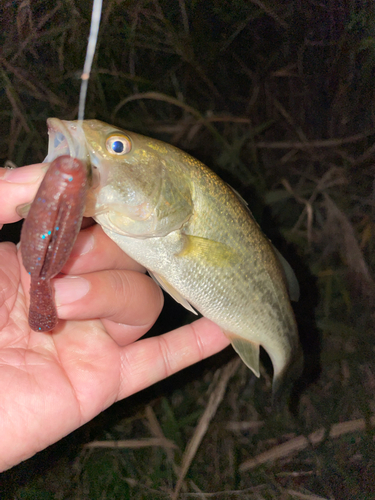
[0,163,230,472]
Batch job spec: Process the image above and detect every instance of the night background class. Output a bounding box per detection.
[1,0,375,498]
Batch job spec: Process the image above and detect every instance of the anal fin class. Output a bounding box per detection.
[225,332,260,377]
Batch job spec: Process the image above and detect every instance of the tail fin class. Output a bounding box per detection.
[225,331,304,406]
[271,348,304,406]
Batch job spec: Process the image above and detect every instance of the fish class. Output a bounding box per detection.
[20,155,88,332]
[25,117,303,396]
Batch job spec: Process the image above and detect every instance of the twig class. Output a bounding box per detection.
[4,86,30,134]
[178,0,190,34]
[271,96,309,145]
[172,358,241,500]
[226,420,264,431]
[350,140,375,167]
[323,193,375,293]
[282,178,314,245]
[285,489,331,500]
[249,0,288,29]
[255,131,375,149]
[84,437,177,449]
[10,2,62,63]
[180,484,268,498]
[0,56,67,107]
[286,166,346,242]
[146,405,180,475]
[239,414,375,471]
[141,118,374,150]
[112,91,227,146]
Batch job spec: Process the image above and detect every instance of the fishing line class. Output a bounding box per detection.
[77,0,103,123]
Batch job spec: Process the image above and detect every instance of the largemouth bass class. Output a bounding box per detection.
[23,118,303,397]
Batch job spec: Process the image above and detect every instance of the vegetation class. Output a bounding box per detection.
[1,0,375,498]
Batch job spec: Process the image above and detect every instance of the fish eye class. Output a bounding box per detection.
[105,134,132,155]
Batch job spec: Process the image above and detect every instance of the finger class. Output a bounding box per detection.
[0,164,47,224]
[54,269,164,334]
[0,242,21,332]
[64,224,146,274]
[117,317,231,399]
[100,319,155,346]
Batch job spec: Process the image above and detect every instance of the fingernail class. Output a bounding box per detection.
[54,276,90,306]
[16,202,32,219]
[70,234,94,257]
[1,164,49,184]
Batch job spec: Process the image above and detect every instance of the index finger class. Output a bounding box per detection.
[118,317,231,400]
[0,164,47,224]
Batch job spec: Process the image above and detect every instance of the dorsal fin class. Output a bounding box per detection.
[271,245,300,302]
[227,182,300,302]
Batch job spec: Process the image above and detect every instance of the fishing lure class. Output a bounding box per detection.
[20,155,88,331]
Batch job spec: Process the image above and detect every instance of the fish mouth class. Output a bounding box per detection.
[45,118,102,216]
[45,118,89,164]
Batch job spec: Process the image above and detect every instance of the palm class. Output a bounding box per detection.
[0,243,122,469]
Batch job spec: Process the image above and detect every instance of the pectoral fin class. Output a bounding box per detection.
[177,235,237,267]
[148,271,198,315]
[225,332,260,377]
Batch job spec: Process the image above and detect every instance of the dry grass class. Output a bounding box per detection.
[1,1,375,499]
